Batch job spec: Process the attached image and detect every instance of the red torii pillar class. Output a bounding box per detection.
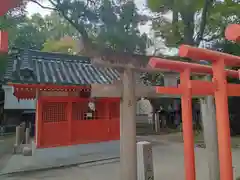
[149,57,240,180]
[180,68,196,180]
[179,45,240,180]
[149,59,206,180]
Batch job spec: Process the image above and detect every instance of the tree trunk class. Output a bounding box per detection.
[200,76,220,180]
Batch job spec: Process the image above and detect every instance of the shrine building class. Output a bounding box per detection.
[3,48,121,158]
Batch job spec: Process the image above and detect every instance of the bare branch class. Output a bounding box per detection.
[30,0,57,11]
[36,0,90,43]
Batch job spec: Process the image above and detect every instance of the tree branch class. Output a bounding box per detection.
[30,0,57,11]
[49,0,89,41]
[31,0,90,44]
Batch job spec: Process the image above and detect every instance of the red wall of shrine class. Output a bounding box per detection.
[36,96,120,148]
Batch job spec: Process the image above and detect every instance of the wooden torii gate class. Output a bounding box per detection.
[149,24,240,180]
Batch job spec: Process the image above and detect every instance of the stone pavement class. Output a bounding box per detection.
[0,150,119,175]
[1,135,240,180]
[0,136,15,170]
[0,140,120,175]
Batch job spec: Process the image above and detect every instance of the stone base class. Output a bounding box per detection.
[22,146,32,156]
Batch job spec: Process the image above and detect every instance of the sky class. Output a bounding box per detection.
[26,1,52,17]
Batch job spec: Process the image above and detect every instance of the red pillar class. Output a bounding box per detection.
[212,59,233,180]
[36,99,43,148]
[0,31,8,52]
[180,69,196,180]
[67,101,73,144]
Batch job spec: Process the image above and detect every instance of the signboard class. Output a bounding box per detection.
[137,141,154,180]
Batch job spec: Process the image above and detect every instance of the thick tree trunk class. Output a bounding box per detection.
[200,77,220,180]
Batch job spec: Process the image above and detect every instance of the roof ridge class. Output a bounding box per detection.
[10,48,91,64]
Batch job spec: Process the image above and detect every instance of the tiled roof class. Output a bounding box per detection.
[3,49,120,85]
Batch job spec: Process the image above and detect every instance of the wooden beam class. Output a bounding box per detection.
[149,58,239,78]
[8,83,89,90]
[191,80,214,95]
[92,61,178,74]
[179,45,240,66]
[156,86,181,95]
[11,80,240,98]
[91,83,181,98]
[156,81,240,96]
[227,84,240,96]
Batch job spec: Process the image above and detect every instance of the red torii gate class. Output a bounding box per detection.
[1,2,240,180]
[149,25,240,180]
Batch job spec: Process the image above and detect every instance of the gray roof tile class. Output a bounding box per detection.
[3,49,120,85]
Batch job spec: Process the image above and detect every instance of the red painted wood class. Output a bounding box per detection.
[109,101,120,140]
[37,97,120,148]
[180,69,196,180]
[67,101,72,143]
[212,60,233,180]
[0,0,21,16]
[156,86,182,95]
[42,122,69,147]
[36,99,43,148]
[179,45,240,66]
[10,84,92,99]
[156,82,240,96]
[0,31,8,52]
[190,80,214,95]
[227,84,240,96]
[149,57,239,78]
[9,83,91,90]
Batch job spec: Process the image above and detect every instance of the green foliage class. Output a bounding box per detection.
[0,5,27,47]
[12,14,47,49]
[44,12,80,40]
[42,38,78,54]
[148,0,240,49]
[96,1,147,54]
[148,0,204,13]
[47,0,148,54]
